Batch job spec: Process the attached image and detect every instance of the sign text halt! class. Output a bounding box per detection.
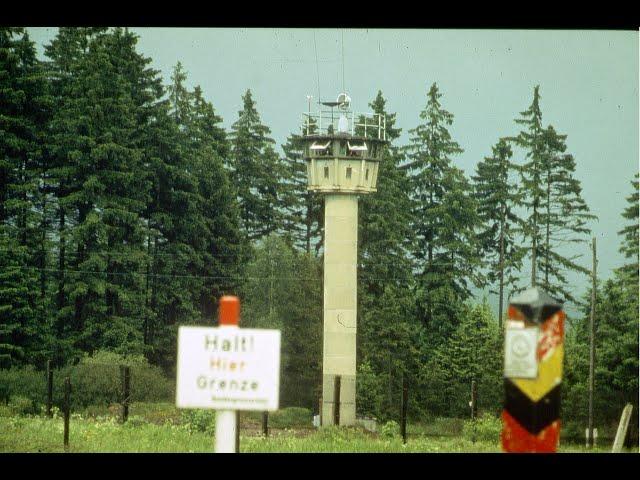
[176,326,281,411]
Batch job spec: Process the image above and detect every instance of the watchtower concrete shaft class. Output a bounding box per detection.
[301,94,387,426]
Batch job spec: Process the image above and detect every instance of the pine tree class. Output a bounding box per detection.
[539,126,595,303]
[44,29,149,357]
[0,28,52,366]
[189,84,246,320]
[167,62,192,128]
[141,63,215,368]
[280,120,323,255]
[228,90,287,241]
[471,139,526,326]
[0,233,40,368]
[354,92,417,418]
[510,85,546,289]
[402,83,481,345]
[564,183,639,439]
[618,173,639,285]
[44,27,109,362]
[358,91,413,300]
[241,234,322,408]
[107,30,173,357]
[427,301,502,417]
[142,63,245,370]
[511,86,595,303]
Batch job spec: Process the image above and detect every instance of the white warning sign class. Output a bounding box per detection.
[176,326,281,411]
[504,327,538,379]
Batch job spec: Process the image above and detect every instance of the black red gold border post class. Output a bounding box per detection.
[501,287,565,453]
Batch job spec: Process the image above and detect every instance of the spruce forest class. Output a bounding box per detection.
[1,27,638,446]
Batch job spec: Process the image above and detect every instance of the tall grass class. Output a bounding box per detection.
[0,405,628,453]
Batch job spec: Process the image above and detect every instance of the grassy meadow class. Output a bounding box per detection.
[0,402,631,453]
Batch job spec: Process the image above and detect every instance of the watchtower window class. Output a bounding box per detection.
[324,166,329,179]
[311,141,331,157]
[347,141,368,157]
[365,169,369,180]
[346,167,352,179]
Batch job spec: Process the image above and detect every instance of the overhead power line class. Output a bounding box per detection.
[313,30,321,104]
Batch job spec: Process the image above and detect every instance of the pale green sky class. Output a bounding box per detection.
[26,28,639,317]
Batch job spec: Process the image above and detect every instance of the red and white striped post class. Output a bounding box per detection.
[215,295,240,453]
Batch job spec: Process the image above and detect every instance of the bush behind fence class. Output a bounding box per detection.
[0,350,174,411]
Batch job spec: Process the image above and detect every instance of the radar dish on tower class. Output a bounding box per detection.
[320,93,351,110]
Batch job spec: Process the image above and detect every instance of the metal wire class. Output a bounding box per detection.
[313,30,321,104]
[341,30,345,93]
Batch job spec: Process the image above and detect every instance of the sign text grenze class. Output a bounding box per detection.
[176,327,281,411]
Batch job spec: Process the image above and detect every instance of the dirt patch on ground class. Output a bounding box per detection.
[241,427,317,438]
[240,425,380,439]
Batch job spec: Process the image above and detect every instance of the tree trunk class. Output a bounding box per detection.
[531,201,538,287]
[545,167,551,289]
[57,205,66,335]
[143,223,151,346]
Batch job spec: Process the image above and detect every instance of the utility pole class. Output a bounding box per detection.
[531,236,537,287]
[268,241,273,318]
[470,379,477,444]
[588,237,597,448]
[498,210,505,328]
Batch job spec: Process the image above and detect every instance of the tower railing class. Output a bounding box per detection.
[302,111,386,141]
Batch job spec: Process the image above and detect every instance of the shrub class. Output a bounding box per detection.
[0,351,174,411]
[55,362,120,409]
[0,366,46,405]
[561,420,585,443]
[180,409,216,434]
[356,360,384,420]
[52,350,174,410]
[463,412,502,442]
[129,364,174,403]
[381,420,400,439]
[269,407,313,429]
[8,395,40,416]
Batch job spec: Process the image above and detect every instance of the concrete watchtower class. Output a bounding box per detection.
[301,93,387,426]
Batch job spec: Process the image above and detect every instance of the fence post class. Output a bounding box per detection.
[401,376,408,444]
[612,404,633,453]
[46,360,53,418]
[63,377,71,452]
[262,411,269,437]
[319,395,323,426]
[120,365,130,423]
[333,376,341,426]
[235,411,240,453]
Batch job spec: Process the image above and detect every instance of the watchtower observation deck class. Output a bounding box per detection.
[302,93,388,195]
